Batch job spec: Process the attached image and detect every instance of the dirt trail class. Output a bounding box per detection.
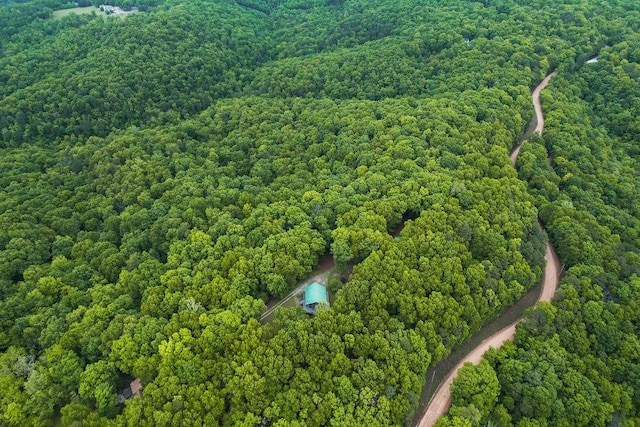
[510,71,558,163]
[419,72,560,427]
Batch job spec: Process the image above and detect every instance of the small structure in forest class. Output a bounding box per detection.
[300,282,329,315]
[99,4,139,16]
[117,378,143,404]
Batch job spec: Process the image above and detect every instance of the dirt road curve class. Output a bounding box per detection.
[537,235,560,303]
[510,71,559,163]
[417,320,517,427]
[418,72,560,427]
[532,71,559,134]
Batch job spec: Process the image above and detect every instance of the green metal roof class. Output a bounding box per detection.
[304,282,329,306]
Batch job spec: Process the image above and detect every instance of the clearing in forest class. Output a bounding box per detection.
[52,6,107,20]
[260,259,338,324]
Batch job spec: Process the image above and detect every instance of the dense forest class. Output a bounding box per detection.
[0,0,638,426]
[439,40,640,427]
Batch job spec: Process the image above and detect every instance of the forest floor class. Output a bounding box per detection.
[417,72,561,427]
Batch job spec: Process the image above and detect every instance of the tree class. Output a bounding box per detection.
[79,361,118,416]
[450,360,500,421]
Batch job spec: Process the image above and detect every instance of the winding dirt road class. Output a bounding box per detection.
[510,71,559,163]
[418,73,560,427]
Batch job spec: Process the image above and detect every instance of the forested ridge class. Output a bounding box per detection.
[0,0,638,426]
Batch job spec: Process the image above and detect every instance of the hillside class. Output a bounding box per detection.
[0,0,638,426]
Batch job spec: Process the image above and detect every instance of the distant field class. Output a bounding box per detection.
[52,6,107,20]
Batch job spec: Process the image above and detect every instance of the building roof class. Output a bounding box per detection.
[118,378,143,404]
[304,282,329,306]
[130,378,142,398]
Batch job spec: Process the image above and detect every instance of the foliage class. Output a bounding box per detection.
[0,0,639,426]
[446,31,640,427]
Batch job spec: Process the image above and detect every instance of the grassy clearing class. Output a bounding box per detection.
[52,6,107,20]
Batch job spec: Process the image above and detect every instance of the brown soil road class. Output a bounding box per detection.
[510,71,559,163]
[419,72,560,427]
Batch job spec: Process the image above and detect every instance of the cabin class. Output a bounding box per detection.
[301,282,329,315]
[117,378,143,404]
